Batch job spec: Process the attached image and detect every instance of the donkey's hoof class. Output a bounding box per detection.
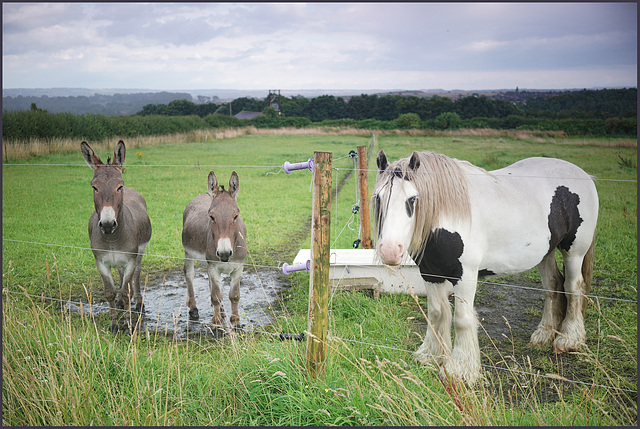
[135,302,144,313]
[230,314,240,327]
[189,308,200,320]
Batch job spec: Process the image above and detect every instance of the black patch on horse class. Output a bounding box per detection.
[415,229,464,285]
[548,185,583,253]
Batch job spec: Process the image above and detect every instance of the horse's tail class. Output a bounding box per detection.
[581,235,596,315]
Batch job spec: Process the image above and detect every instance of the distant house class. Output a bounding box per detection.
[234,110,263,120]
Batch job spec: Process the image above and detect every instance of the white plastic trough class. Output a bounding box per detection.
[291,248,427,297]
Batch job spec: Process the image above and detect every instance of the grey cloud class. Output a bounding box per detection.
[2,2,636,90]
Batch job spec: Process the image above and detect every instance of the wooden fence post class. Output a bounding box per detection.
[307,151,332,378]
[357,145,373,249]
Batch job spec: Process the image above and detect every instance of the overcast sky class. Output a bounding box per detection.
[2,2,637,91]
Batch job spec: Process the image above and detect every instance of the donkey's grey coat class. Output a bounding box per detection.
[182,170,247,327]
[81,140,152,332]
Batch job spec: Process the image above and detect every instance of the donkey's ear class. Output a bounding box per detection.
[229,171,239,199]
[81,141,102,170]
[208,171,219,198]
[113,140,126,167]
[376,150,388,174]
[409,151,421,171]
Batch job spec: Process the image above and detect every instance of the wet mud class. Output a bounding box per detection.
[65,267,290,338]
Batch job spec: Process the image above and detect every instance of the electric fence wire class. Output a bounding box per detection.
[3,162,636,183]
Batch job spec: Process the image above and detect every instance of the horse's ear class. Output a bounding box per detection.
[377,150,388,174]
[409,151,421,171]
[208,171,219,198]
[229,171,239,199]
[113,140,126,167]
[81,141,102,170]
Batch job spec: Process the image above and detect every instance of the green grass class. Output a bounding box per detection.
[2,135,369,297]
[3,133,637,425]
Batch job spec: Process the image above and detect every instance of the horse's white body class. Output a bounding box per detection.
[373,151,598,384]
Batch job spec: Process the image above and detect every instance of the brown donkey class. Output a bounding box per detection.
[182,170,247,327]
[81,140,152,333]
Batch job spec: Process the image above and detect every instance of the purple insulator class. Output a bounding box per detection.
[283,158,314,174]
[282,259,311,275]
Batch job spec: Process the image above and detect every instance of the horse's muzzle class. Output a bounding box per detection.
[377,241,404,266]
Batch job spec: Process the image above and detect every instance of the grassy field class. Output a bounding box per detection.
[2,131,637,425]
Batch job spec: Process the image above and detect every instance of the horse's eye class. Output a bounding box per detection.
[405,196,417,217]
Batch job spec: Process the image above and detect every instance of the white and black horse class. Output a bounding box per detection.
[373,150,598,384]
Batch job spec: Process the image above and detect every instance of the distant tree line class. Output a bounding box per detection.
[2,88,636,141]
[136,88,636,121]
[2,92,193,116]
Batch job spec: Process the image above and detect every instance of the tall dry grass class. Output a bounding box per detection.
[6,127,635,162]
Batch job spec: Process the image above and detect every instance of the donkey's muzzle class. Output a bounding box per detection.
[99,220,118,234]
[216,250,232,262]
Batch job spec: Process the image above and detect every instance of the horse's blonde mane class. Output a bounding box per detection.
[374,151,472,259]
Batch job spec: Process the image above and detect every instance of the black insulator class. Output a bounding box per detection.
[279,332,306,342]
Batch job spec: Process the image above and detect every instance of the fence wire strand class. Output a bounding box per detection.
[3,237,635,305]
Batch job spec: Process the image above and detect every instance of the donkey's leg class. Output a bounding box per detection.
[207,263,224,325]
[445,271,481,385]
[96,260,119,332]
[416,280,453,366]
[115,267,126,309]
[530,251,566,347]
[132,243,148,312]
[228,265,243,327]
[119,261,137,334]
[554,254,588,353]
[184,255,199,319]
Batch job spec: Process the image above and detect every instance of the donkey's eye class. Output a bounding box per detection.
[209,215,216,224]
[92,186,98,193]
[233,214,239,224]
[117,185,123,192]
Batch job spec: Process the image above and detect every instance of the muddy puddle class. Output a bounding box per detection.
[474,278,545,341]
[65,267,290,338]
